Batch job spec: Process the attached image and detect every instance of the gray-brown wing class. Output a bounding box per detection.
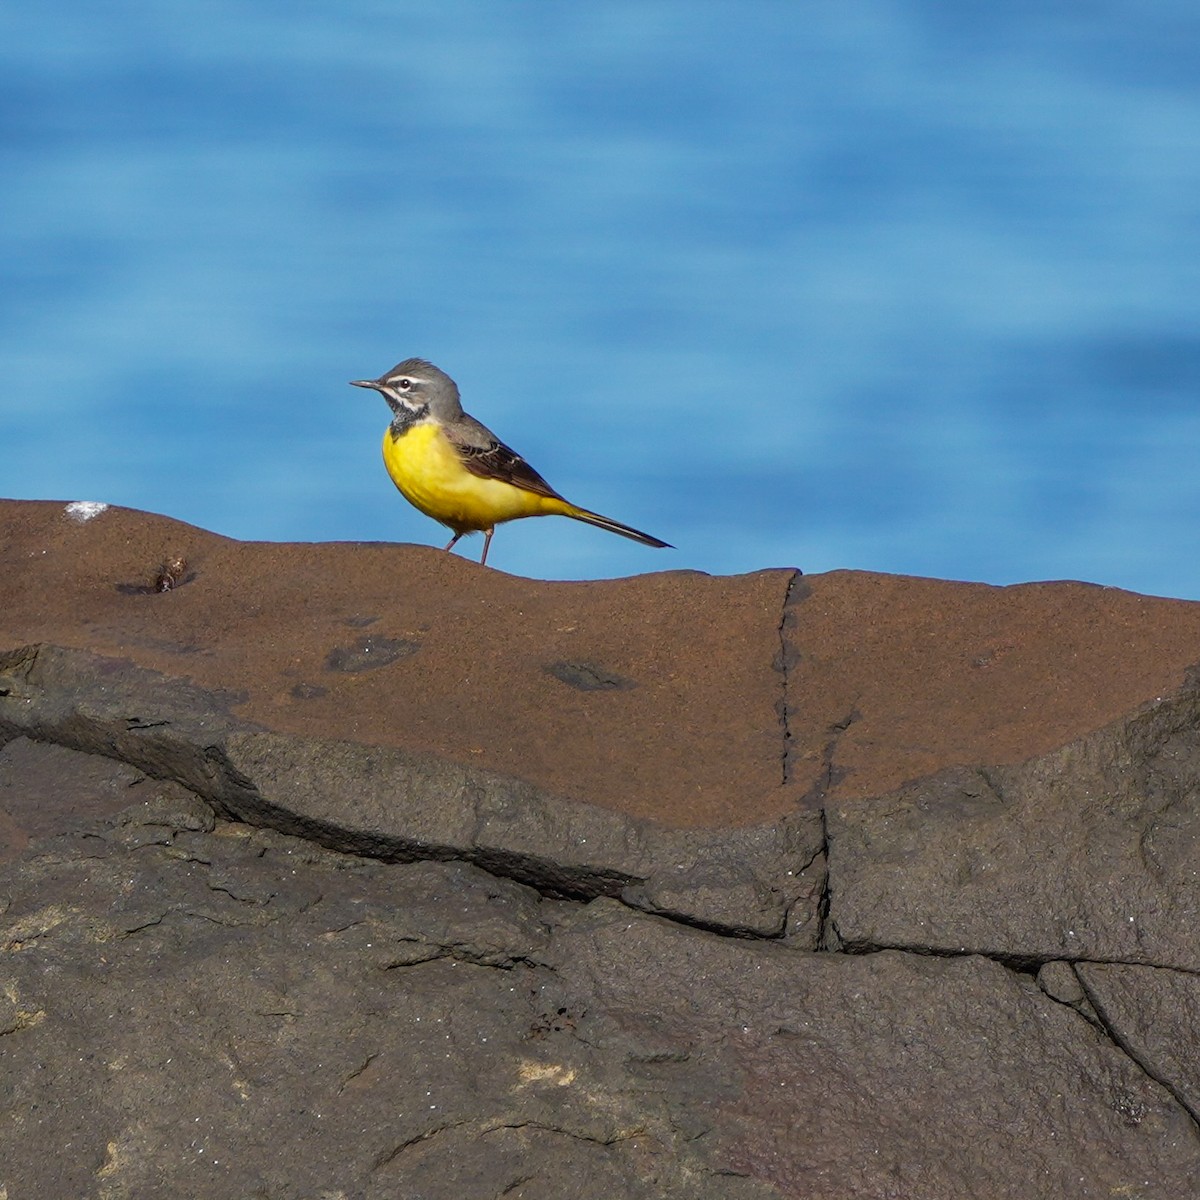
[445,416,565,501]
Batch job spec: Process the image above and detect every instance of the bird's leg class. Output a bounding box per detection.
[480,528,494,566]
[443,532,463,553]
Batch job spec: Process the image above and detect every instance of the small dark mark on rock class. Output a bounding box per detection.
[543,662,635,692]
[325,636,420,673]
[830,708,859,733]
[156,556,188,592]
[116,556,196,596]
[290,682,328,700]
[129,635,206,656]
[124,717,171,730]
[1113,1092,1148,1127]
[971,643,1015,669]
[772,645,802,673]
[342,615,380,629]
[528,1005,580,1038]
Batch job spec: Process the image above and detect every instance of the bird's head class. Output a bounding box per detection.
[350,358,463,420]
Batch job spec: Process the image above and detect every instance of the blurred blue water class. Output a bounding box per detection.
[4,2,1200,593]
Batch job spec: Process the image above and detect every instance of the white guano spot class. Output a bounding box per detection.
[64,501,109,523]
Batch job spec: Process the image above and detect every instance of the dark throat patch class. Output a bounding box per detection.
[388,403,429,439]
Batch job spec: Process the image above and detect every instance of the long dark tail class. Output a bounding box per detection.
[566,506,672,549]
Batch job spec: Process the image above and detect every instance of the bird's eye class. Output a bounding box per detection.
[397,378,411,390]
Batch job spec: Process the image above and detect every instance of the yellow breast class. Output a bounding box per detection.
[382,421,566,533]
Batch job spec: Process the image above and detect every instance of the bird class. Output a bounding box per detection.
[350,358,671,567]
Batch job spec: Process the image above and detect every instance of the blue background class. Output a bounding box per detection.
[5,3,1200,593]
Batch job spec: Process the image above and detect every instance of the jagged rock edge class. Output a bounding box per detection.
[9,645,1200,1162]
[1076,965,1200,1133]
[0,643,816,936]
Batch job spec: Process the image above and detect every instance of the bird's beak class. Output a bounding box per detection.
[349,379,382,390]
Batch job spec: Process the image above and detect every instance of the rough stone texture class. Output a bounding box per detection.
[826,684,1200,967]
[0,735,151,863]
[9,499,1200,827]
[7,499,1200,1196]
[1,770,1197,1200]
[780,569,1200,804]
[0,645,822,938]
[1077,962,1200,1123]
[0,499,795,828]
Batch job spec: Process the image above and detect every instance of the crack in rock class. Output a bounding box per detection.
[0,643,832,947]
[815,808,835,951]
[774,569,803,786]
[336,1053,378,1094]
[373,1116,649,1174]
[1076,965,1200,1135]
[802,706,860,810]
[478,1119,648,1147]
[373,1123,467,1170]
[379,942,542,972]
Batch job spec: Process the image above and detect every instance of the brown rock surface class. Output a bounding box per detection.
[6,497,1200,1197]
[0,499,791,828]
[782,569,1200,802]
[6,498,1200,827]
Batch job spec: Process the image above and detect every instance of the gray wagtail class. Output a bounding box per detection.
[351,358,671,566]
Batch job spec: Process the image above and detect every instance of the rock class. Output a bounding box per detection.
[7,499,1200,1195]
[0,643,823,936]
[778,570,1200,804]
[826,685,1200,968]
[1,781,1197,1199]
[8,498,1200,825]
[0,499,797,828]
[0,735,150,862]
[1077,962,1200,1122]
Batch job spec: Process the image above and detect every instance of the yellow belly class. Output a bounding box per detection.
[382,422,566,533]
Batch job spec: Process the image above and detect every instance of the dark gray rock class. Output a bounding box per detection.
[0,785,776,1199]
[1036,959,1103,1027]
[826,686,1200,968]
[0,644,825,937]
[6,608,1200,1194]
[1077,962,1200,1124]
[0,735,168,862]
[2,790,1197,1199]
[546,905,1200,1199]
